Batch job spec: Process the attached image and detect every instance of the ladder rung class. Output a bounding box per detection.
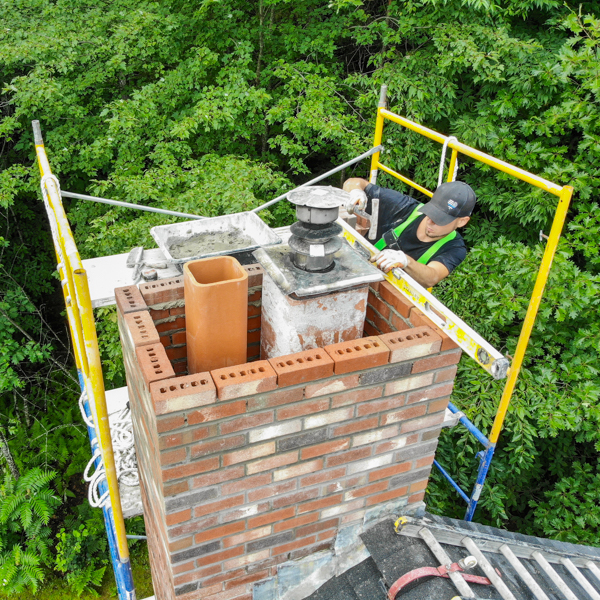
[499,544,550,600]
[532,551,578,600]
[560,558,600,600]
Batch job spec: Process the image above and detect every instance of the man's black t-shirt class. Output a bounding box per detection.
[365,183,467,275]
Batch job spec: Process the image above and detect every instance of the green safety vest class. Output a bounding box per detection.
[374,204,457,264]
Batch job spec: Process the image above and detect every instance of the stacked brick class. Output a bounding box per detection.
[115,266,461,600]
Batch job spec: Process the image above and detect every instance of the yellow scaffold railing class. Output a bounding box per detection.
[32,122,136,599]
[363,86,573,520]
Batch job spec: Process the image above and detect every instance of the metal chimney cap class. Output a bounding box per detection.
[287,186,350,209]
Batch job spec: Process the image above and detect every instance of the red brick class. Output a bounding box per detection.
[188,400,246,425]
[248,330,261,345]
[192,466,245,489]
[318,529,337,542]
[369,281,381,293]
[380,404,427,426]
[248,507,295,529]
[156,317,186,333]
[416,455,435,469]
[368,461,411,482]
[247,315,261,330]
[211,361,277,401]
[139,276,184,305]
[169,515,219,539]
[173,361,188,374]
[272,536,317,557]
[170,306,185,316]
[324,337,389,375]
[150,372,216,415]
[248,480,296,503]
[248,304,261,317]
[300,467,345,487]
[330,386,383,408]
[160,334,171,346]
[273,459,322,481]
[274,512,318,533]
[195,495,245,518]
[196,546,244,567]
[298,494,342,514]
[409,478,429,493]
[244,264,264,287]
[166,509,191,526]
[247,387,305,411]
[366,486,409,506]
[172,560,196,575]
[435,365,458,383]
[368,292,390,319]
[172,331,186,345]
[304,374,360,399]
[159,424,216,449]
[248,290,262,303]
[115,285,147,315]
[191,435,246,459]
[157,413,186,433]
[277,399,329,421]
[195,522,245,544]
[412,350,462,374]
[123,310,161,347]
[301,439,349,460]
[332,417,378,437]
[224,570,270,590]
[248,451,298,475]
[363,321,380,337]
[325,447,371,468]
[162,457,219,482]
[161,447,186,466]
[428,398,450,414]
[401,413,445,433]
[223,442,275,467]
[135,344,176,386]
[390,311,411,332]
[272,488,319,509]
[166,346,187,361]
[406,381,454,404]
[344,481,388,500]
[296,518,338,538]
[222,473,272,496]
[149,308,169,320]
[379,281,413,317]
[223,526,271,548]
[356,396,405,417]
[379,326,442,363]
[375,433,418,454]
[269,349,334,387]
[163,480,189,496]
[169,536,193,552]
[221,412,274,434]
[409,309,459,351]
[408,491,426,504]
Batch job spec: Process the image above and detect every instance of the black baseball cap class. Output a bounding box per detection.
[419,181,476,226]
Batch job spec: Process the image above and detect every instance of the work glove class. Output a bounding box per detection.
[371,249,409,272]
[345,188,368,214]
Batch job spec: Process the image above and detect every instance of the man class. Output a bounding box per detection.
[343,178,476,288]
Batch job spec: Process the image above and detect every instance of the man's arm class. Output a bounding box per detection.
[403,258,449,288]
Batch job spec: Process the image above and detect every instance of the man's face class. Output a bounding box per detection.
[422,215,470,240]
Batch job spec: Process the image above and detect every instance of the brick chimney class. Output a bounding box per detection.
[116,265,460,600]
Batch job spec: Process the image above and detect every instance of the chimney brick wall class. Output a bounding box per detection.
[115,265,460,600]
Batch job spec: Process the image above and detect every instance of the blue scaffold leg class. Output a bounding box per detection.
[78,371,137,600]
[464,444,496,522]
[433,459,470,504]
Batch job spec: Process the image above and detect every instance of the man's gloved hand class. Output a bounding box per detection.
[371,249,409,272]
[345,188,368,214]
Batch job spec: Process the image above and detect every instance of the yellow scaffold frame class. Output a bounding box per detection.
[32,122,135,598]
[365,88,573,519]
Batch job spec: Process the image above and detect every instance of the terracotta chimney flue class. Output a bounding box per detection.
[184,256,248,373]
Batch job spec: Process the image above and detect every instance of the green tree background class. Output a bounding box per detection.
[0,0,599,594]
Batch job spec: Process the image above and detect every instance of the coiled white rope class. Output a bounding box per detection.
[79,390,139,508]
[438,136,459,187]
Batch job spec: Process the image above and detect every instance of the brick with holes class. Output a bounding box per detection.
[211,361,277,401]
[324,337,390,375]
[135,344,176,386]
[150,373,216,415]
[379,326,442,363]
[268,349,334,387]
[115,285,147,314]
[139,276,185,305]
[122,310,161,347]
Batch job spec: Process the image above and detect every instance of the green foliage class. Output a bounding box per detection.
[0,470,59,594]
[55,505,108,597]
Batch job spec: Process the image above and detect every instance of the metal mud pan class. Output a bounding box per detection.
[150,212,282,264]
